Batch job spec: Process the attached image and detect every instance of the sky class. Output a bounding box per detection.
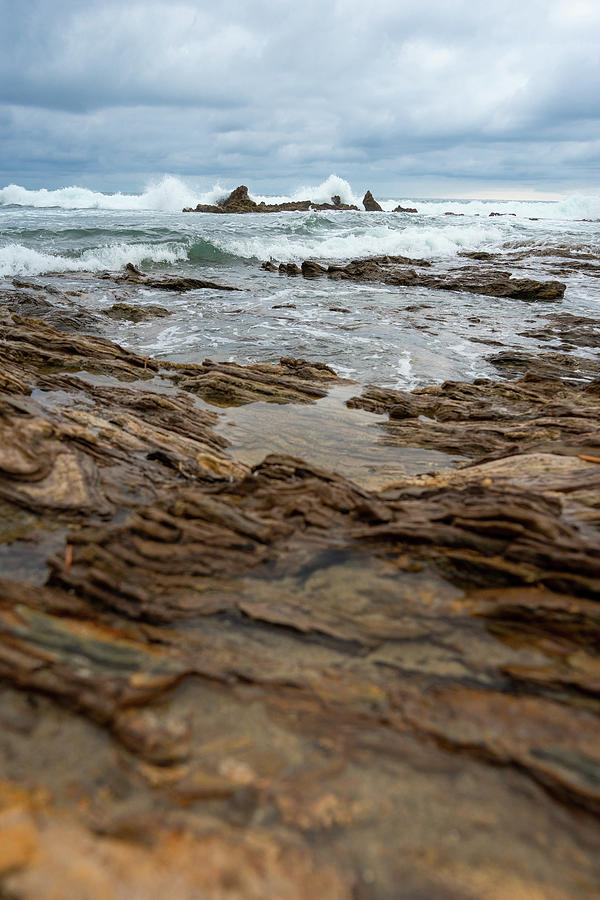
[1,0,599,198]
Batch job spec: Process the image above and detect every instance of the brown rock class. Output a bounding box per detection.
[219,184,257,213]
[286,254,566,301]
[184,186,357,214]
[105,303,171,322]
[279,262,300,276]
[1,287,600,899]
[301,261,327,278]
[362,190,383,211]
[109,266,241,293]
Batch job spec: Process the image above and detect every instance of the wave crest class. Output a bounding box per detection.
[213,222,503,263]
[0,241,188,278]
[2,175,599,221]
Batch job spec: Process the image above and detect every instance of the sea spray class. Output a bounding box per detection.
[2,174,600,221]
[0,240,188,278]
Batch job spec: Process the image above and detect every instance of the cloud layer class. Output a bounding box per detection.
[2,0,599,195]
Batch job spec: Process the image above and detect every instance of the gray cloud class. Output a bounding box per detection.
[1,0,599,194]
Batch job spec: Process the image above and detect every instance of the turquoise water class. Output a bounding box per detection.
[1,178,599,388]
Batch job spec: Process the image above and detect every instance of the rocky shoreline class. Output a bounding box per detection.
[0,274,599,898]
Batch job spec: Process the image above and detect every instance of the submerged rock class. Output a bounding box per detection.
[519,312,600,348]
[106,263,241,292]
[105,302,171,322]
[488,350,600,381]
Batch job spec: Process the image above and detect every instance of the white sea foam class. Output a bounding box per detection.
[213,222,503,262]
[389,194,600,221]
[2,174,599,221]
[0,241,188,277]
[0,177,201,212]
[253,175,361,208]
[395,350,417,390]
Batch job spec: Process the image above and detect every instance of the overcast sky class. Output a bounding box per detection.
[1,0,599,197]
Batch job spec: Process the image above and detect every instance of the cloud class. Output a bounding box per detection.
[1,0,599,193]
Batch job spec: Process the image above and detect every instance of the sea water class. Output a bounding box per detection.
[1,175,599,389]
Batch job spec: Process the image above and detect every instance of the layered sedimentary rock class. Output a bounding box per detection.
[276,254,567,301]
[0,291,599,898]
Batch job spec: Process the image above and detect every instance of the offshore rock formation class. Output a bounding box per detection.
[362,190,383,211]
[183,185,420,214]
[0,289,599,897]
[183,185,359,213]
[276,254,567,301]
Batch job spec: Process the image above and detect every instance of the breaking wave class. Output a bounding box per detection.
[0,221,502,275]
[0,175,362,212]
[211,222,503,262]
[401,194,600,221]
[2,174,599,221]
[0,241,188,278]
[0,177,201,212]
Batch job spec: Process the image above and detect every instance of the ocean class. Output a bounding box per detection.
[1,174,599,390]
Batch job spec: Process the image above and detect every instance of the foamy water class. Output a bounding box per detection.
[1,174,598,390]
[2,174,600,220]
[0,240,189,278]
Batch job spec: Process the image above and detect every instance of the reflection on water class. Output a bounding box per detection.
[217,384,464,489]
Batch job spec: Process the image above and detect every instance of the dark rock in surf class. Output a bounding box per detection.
[284,255,567,301]
[362,190,383,211]
[107,265,241,293]
[105,303,171,323]
[219,184,257,213]
[184,185,359,213]
[279,262,300,276]
[301,261,328,278]
[393,205,418,213]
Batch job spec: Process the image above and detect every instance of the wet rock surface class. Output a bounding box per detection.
[362,190,383,211]
[348,368,600,458]
[276,254,567,301]
[0,290,599,898]
[105,302,172,322]
[519,312,600,348]
[105,261,241,292]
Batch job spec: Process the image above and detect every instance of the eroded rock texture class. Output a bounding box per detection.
[183,185,359,213]
[277,254,567,301]
[0,302,599,899]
